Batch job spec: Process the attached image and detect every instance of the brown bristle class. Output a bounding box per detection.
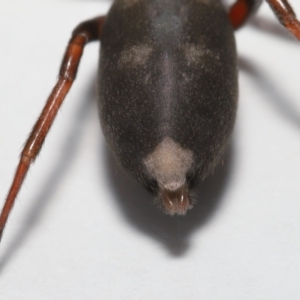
[159,184,192,216]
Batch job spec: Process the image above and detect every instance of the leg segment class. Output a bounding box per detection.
[229,0,263,29]
[266,0,300,40]
[0,16,105,242]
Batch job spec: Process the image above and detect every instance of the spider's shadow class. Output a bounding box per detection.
[239,55,300,129]
[0,72,99,274]
[103,142,234,256]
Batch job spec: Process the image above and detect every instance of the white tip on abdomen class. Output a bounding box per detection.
[143,137,194,191]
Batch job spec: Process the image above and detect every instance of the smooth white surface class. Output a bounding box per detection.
[1,1,300,299]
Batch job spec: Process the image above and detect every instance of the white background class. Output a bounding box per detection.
[1,0,300,299]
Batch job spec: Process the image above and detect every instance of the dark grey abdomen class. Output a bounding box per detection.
[98,0,237,189]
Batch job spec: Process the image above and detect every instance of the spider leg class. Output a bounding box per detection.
[266,0,300,40]
[229,0,263,29]
[0,16,105,242]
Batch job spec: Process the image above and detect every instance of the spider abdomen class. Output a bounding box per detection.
[99,0,238,214]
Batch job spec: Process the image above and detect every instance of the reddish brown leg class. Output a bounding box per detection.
[229,0,263,29]
[0,16,105,242]
[266,0,300,40]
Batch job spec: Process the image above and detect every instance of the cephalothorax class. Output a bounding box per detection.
[1,0,300,241]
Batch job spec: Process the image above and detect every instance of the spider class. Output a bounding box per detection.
[1,0,300,244]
